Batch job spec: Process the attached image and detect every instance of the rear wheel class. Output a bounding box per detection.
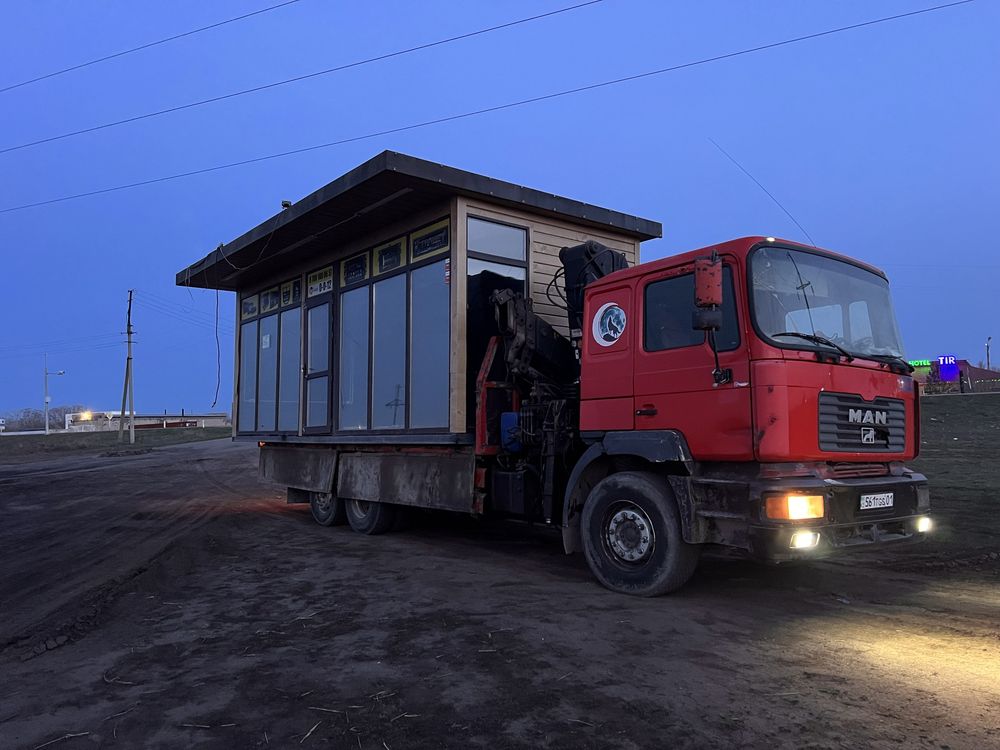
[581,471,699,596]
[310,491,346,527]
[345,499,397,535]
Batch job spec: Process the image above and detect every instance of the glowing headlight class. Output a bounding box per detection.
[766,494,825,521]
[790,531,820,549]
[916,516,932,534]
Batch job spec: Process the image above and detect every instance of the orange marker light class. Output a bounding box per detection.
[765,494,825,521]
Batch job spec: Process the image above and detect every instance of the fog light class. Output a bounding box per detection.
[916,516,932,533]
[790,531,820,549]
[766,494,825,521]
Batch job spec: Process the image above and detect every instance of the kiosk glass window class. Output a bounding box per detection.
[277,307,301,432]
[372,274,406,428]
[468,217,526,261]
[410,261,450,428]
[238,320,258,432]
[306,377,328,428]
[339,287,370,430]
[307,304,329,375]
[257,315,278,431]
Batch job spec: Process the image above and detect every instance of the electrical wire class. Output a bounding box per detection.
[0,0,974,216]
[134,298,235,335]
[134,294,234,329]
[135,287,235,328]
[0,0,304,95]
[0,332,124,353]
[0,341,125,361]
[0,0,606,156]
[211,289,221,408]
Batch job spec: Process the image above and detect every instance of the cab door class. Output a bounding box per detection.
[632,262,753,461]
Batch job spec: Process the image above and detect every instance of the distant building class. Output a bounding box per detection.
[908,357,1000,394]
[64,411,229,431]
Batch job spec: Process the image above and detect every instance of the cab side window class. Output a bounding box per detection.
[644,266,739,352]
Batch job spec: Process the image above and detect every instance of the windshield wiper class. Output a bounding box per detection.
[852,352,915,373]
[772,331,855,361]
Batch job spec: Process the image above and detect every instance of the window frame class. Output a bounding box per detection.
[303,272,334,434]
[234,216,457,438]
[255,309,280,432]
[276,303,303,434]
[466,214,529,280]
[330,216,453,436]
[641,265,741,354]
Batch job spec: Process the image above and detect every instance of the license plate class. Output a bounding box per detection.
[859,492,894,510]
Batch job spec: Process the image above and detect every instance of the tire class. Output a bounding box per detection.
[310,491,346,527]
[345,498,397,535]
[581,471,700,596]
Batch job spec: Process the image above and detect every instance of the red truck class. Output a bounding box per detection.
[549,236,929,594]
[178,153,930,596]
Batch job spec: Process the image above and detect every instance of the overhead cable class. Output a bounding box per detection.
[0,0,974,215]
[0,0,304,95]
[0,0,606,155]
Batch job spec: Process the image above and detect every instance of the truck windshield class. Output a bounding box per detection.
[750,246,904,359]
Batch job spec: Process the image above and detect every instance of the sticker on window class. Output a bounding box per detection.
[592,302,626,347]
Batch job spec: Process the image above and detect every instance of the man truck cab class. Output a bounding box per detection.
[572,236,929,593]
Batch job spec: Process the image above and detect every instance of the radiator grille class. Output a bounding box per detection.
[827,462,889,478]
[818,392,906,453]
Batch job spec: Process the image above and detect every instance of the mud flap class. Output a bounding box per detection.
[259,445,338,493]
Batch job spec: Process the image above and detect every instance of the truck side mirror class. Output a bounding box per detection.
[692,256,723,331]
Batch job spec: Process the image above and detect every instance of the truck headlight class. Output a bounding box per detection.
[765,494,825,521]
[790,531,821,549]
[916,516,932,533]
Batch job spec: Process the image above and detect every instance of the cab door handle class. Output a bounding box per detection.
[635,407,658,417]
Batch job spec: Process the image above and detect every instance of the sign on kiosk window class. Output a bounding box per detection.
[307,267,333,297]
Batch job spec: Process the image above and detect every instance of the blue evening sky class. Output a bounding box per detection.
[0,0,995,414]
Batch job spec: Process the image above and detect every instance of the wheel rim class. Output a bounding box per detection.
[350,499,371,518]
[603,501,655,565]
[313,493,332,515]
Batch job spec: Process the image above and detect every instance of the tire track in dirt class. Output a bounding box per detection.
[0,440,263,657]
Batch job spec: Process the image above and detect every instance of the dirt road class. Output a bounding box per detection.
[2,430,998,748]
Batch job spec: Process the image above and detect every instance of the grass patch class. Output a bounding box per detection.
[0,427,232,460]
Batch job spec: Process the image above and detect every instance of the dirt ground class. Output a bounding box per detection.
[1,396,998,749]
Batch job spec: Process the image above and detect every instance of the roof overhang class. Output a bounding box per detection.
[176,151,662,291]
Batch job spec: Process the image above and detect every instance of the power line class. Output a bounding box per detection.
[134,299,235,335]
[0,0,974,216]
[0,342,124,361]
[134,287,235,326]
[0,0,304,95]
[0,332,124,354]
[0,0,605,156]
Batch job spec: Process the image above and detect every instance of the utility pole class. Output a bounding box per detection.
[987,336,992,371]
[43,353,65,436]
[118,290,136,444]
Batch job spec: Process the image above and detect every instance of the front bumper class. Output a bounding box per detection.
[745,472,930,562]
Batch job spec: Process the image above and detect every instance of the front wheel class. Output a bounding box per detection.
[345,499,397,535]
[581,471,700,596]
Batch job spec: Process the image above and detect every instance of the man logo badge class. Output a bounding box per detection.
[861,427,876,444]
[848,408,887,425]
